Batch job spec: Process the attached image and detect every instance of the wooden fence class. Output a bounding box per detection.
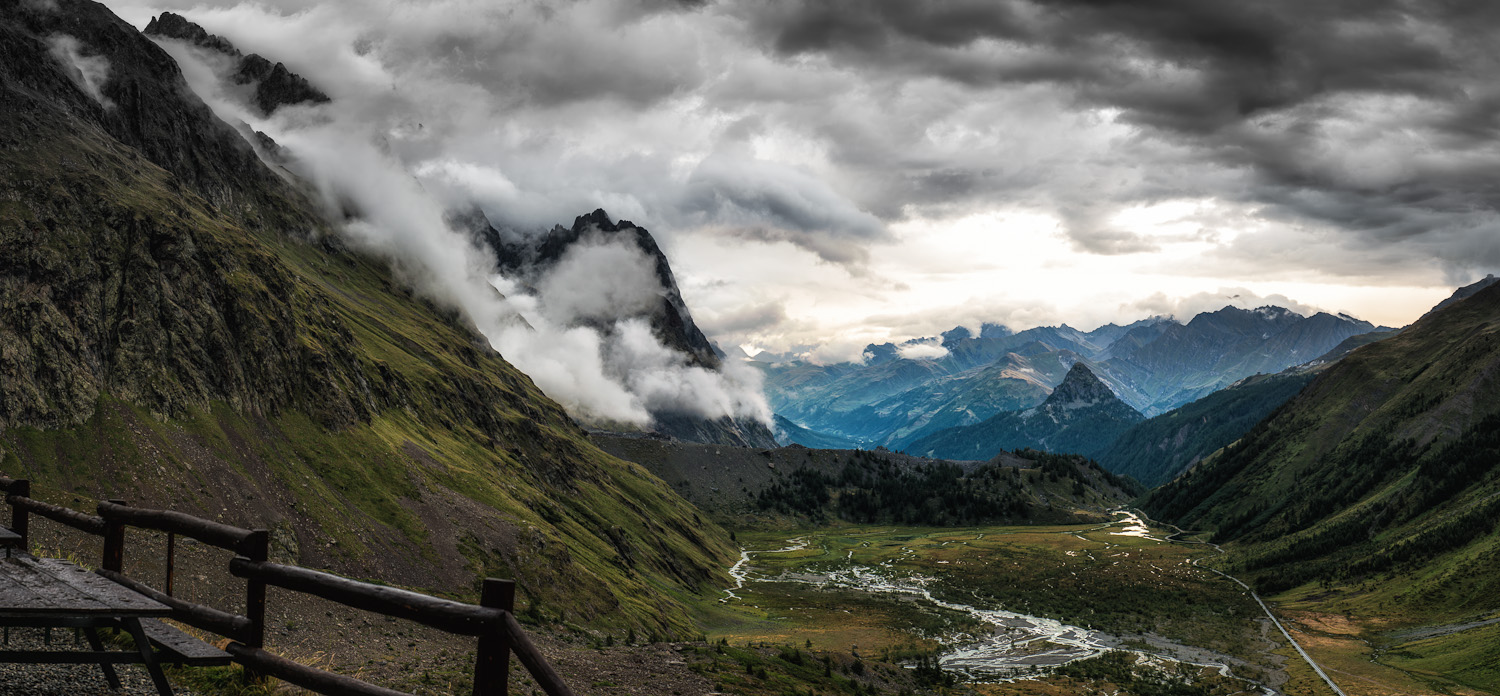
[0,477,574,696]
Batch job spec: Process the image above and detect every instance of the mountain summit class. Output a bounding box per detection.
[905,363,1144,460]
[459,207,776,447]
[1045,361,1119,406]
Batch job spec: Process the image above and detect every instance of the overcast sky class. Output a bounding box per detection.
[109,0,1500,362]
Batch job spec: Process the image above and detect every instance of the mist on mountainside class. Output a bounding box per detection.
[143,17,772,432]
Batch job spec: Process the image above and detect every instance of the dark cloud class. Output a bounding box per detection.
[732,0,1500,279]
[699,301,788,335]
[681,153,890,264]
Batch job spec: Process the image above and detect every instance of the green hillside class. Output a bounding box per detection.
[1142,283,1500,611]
[0,0,731,637]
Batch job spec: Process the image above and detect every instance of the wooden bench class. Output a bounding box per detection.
[138,618,231,667]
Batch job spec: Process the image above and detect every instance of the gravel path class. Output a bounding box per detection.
[0,628,201,696]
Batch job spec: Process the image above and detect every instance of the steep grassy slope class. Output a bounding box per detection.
[0,0,733,635]
[1142,283,1500,610]
[1098,372,1316,487]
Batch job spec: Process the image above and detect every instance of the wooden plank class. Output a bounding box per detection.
[0,527,20,545]
[139,619,231,666]
[27,559,168,614]
[0,557,113,614]
[0,572,47,609]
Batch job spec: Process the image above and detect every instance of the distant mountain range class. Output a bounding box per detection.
[762,305,1387,456]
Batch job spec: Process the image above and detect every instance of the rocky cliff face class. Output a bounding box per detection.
[480,208,721,370]
[1,0,356,429]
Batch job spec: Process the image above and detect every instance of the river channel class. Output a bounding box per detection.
[722,512,1274,691]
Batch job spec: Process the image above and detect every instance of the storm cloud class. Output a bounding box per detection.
[107,0,1500,361]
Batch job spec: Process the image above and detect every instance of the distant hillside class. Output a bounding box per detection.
[905,363,1144,461]
[592,435,1140,527]
[841,351,1069,448]
[1419,274,1497,320]
[773,415,859,450]
[1105,306,1377,414]
[1098,371,1317,487]
[1142,282,1500,604]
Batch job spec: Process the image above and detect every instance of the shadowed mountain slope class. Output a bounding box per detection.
[0,0,732,636]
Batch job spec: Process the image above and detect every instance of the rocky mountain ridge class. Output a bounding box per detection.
[457,206,776,448]
[144,12,330,116]
[904,363,1145,461]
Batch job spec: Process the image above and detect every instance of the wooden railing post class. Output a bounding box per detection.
[10,480,29,552]
[165,532,176,597]
[474,579,515,696]
[242,529,270,685]
[101,499,126,573]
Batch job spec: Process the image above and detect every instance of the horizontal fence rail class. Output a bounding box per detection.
[7,494,107,536]
[228,559,503,636]
[96,501,261,556]
[0,480,576,696]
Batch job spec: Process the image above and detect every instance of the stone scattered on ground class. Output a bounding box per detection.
[0,628,201,696]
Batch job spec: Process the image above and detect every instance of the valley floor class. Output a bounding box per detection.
[694,513,1293,695]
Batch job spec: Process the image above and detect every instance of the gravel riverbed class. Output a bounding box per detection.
[0,628,201,696]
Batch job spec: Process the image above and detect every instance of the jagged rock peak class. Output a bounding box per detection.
[574,208,617,232]
[1046,363,1116,405]
[144,12,330,116]
[144,12,241,56]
